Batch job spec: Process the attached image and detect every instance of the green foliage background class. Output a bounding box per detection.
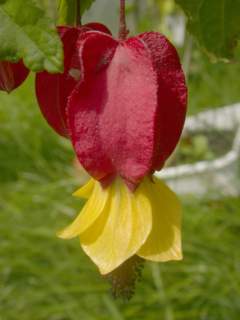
[176,0,240,60]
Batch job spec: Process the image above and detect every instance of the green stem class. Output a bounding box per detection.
[76,0,82,26]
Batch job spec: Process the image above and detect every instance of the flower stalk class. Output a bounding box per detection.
[119,0,128,39]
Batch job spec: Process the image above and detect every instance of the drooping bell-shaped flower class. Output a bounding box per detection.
[57,30,187,276]
[35,23,111,137]
[0,60,29,93]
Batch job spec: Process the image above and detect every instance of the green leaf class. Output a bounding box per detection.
[0,0,63,72]
[58,0,96,25]
[176,0,240,60]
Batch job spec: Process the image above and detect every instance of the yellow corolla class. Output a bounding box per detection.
[58,177,182,275]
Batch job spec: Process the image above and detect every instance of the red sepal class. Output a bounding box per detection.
[35,23,111,138]
[67,32,118,181]
[84,23,111,35]
[139,32,187,170]
[36,26,80,137]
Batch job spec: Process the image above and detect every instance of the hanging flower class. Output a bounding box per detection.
[35,23,111,137]
[56,29,187,276]
[0,60,29,93]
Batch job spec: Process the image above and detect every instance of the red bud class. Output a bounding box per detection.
[0,60,29,93]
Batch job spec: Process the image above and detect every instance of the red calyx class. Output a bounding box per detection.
[35,23,111,138]
[0,60,29,93]
[67,31,187,188]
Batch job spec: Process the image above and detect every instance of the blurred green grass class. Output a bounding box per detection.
[0,60,240,320]
[188,48,240,114]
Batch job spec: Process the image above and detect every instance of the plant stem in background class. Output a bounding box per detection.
[182,34,193,82]
[119,0,128,39]
[133,0,140,33]
[76,0,82,26]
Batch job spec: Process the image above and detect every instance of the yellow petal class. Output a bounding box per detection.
[80,179,152,275]
[137,177,182,261]
[73,178,95,199]
[58,181,109,239]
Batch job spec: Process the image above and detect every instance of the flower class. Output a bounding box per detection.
[35,23,111,137]
[58,176,182,275]
[0,60,29,93]
[57,30,187,275]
